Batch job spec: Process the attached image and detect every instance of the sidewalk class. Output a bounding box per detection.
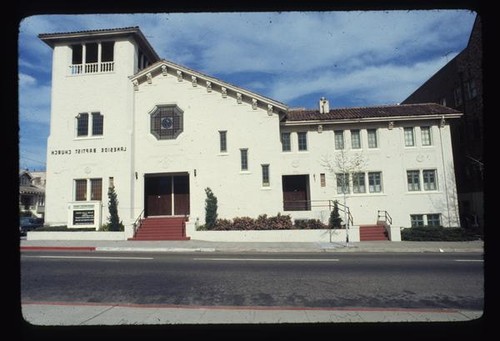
[20,238,485,326]
[20,238,484,253]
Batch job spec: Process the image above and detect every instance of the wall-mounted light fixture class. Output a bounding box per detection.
[194,169,197,177]
[135,172,138,180]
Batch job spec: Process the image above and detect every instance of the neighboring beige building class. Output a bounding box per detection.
[39,27,462,241]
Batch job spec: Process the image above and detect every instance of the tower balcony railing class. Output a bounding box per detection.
[69,61,114,75]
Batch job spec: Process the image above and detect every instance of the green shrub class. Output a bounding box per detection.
[213,219,233,231]
[100,222,124,231]
[329,200,342,229]
[294,219,328,229]
[401,226,480,241]
[267,213,293,229]
[204,187,218,229]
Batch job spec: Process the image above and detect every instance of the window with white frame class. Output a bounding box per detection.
[407,170,420,191]
[423,169,437,190]
[334,130,344,150]
[281,132,291,152]
[240,149,248,171]
[261,164,270,187]
[427,214,441,226]
[298,132,308,151]
[351,129,361,149]
[367,129,378,148]
[404,127,415,147]
[75,178,102,201]
[77,112,103,138]
[336,173,349,194]
[410,214,425,227]
[352,172,366,193]
[368,172,382,193]
[219,131,227,153]
[421,126,432,146]
[77,114,89,137]
[411,214,440,227]
[90,179,103,200]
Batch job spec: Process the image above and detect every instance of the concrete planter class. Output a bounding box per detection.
[186,223,360,242]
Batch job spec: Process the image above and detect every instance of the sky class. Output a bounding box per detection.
[17,10,478,172]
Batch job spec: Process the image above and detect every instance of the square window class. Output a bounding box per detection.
[352,172,366,193]
[298,132,308,151]
[334,130,344,150]
[427,214,441,227]
[407,170,420,191]
[75,179,87,201]
[368,172,382,193]
[320,173,326,187]
[351,130,361,149]
[281,132,291,152]
[240,149,248,171]
[411,214,424,227]
[336,173,349,194]
[77,113,89,137]
[404,127,415,147]
[423,169,437,190]
[262,164,270,187]
[92,112,104,136]
[367,129,378,148]
[219,131,227,152]
[421,126,432,146]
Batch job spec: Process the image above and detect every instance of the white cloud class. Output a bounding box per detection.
[17,11,477,170]
[18,72,51,124]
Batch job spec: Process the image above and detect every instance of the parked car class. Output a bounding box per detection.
[19,217,44,236]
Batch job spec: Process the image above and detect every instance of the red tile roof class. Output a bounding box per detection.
[285,103,460,121]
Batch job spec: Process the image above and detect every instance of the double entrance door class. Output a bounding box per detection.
[145,174,190,217]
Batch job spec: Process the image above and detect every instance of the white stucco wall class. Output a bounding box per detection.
[42,29,461,239]
[132,73,285,225]
[45,38,138,227]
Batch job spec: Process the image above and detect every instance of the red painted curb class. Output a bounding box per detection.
[20,246,96,251]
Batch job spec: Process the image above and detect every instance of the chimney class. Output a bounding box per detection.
[319,97,329,114]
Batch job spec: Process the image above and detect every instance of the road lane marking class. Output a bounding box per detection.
[194,258,339,262]
[454,259,483,262]
[22,255,154,260]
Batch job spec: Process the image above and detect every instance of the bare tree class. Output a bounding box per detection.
[322,150,367,246]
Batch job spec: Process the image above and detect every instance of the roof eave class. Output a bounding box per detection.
[282,113,463,126]
[39,27,160,62]
[130,60,289,111]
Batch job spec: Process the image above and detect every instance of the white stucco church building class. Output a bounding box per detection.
[38,27,462,242]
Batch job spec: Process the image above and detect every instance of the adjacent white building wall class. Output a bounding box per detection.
[280,120,460,228]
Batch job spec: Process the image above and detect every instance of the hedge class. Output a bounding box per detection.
[401,226,481,241]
